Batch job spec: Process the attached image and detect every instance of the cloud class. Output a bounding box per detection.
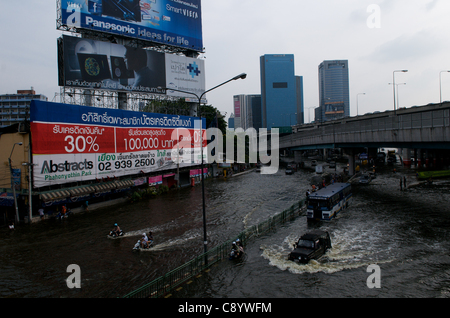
[364,29,444,63]
[426,0,440,11]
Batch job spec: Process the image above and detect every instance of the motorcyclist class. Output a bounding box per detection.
[111,223,121,236]
[141,233,149,248]
[147,231,154,246]
[236,239,244,254]
[230,241,240,258]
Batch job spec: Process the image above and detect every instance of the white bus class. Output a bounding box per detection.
[307,183,352,221]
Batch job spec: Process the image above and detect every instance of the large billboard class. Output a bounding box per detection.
[59,0,203,52]
[30,100,206,188]
[59,35,205,98]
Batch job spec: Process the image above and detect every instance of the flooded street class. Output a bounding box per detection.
[1,163,450,298]
[177,167,450,298]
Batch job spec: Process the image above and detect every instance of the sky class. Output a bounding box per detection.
[1,0,450,123]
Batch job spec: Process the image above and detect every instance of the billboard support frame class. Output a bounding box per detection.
[59,87,184,111]
[78,29,200,57]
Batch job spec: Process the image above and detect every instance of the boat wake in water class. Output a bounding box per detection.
[132,228,203,252]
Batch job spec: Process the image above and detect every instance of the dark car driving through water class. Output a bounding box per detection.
[288,230,332,263]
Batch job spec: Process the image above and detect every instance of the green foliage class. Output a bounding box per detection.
[143,99,192,117]
[142,99,227,135]
[199,104,227,135]
[157,185,169,194]
[128,185,169,203]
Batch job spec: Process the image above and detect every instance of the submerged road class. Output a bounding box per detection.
[1,162,450,298]
[176,167,450,298]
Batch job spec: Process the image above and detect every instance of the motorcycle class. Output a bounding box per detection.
[108,230,125,238]
[132,239,154,251]
[229,247,244,260]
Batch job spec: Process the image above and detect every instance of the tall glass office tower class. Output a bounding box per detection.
[317,60,349,122]
[260,54,303,130]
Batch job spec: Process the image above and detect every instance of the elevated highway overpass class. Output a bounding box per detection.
[279,102,450,174]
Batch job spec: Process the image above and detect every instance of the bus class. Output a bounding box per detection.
[306,183,352,221]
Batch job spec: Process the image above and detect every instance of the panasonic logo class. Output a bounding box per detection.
[85,17,136,34]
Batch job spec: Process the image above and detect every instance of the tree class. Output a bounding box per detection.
[199,104,227,135]
[142,98,192,117]
[142,99,227,135]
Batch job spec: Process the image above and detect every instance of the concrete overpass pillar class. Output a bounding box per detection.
[403,149,412,166]
[348,153,355,176]
[294,151,303,164]
[413,149,418,167]
[343,148,356,176]
[417,149,422,167]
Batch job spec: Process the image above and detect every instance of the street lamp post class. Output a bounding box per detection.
[389,83,406,110]
[158,72,247,264]
[9,142,23,224]
[393,70,408,112]
[440,70,450,103]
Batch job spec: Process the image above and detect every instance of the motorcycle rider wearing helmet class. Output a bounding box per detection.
[236,238,244,253]
[231,241,240,258]
[111,223,121,236]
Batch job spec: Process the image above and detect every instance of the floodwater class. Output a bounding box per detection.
[1,162,450,298]
[177,167,450,298]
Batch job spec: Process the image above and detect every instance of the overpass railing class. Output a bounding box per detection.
[282,103,450,148]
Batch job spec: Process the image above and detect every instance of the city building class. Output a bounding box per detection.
[228,113,235,129]
[0,89,48,128]
[295,76,304,126]
[232,94,262,131]
[316,60,350,122]
[249,94,262,131]
[260,54,304,130]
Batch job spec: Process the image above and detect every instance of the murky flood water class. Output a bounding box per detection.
[176,167,450,298]
[1,163,450,298]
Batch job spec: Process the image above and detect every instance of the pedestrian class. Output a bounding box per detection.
[403,176,407,189]
[39,208,44,220]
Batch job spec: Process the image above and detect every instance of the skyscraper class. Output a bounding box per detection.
[317,60,350,122]
[232,94,262,130]
[260,54,303,130]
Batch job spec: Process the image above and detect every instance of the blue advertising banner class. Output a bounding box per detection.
[30,100,202,129]
[59,0,203,52]
[11,169,21,191]
[0,193,17,207]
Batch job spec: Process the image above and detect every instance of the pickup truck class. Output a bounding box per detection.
[288,230,332,263]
